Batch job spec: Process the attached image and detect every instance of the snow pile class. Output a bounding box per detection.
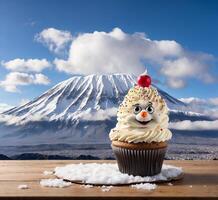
[40,179,71,188]
[101,185,113,192]
[81,184,94,188]
[18,184,29,189]
[55,163,183,185]
[43,170,53,175]
[131,183,157,190]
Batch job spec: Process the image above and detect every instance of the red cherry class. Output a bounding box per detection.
[137,75,151,87]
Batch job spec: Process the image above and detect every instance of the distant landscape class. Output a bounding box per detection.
[0,138,217,160]
[0,74,217,160]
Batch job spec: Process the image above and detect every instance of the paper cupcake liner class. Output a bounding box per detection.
[112,144,167,176]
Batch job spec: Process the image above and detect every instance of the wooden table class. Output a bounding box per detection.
[0,160,217,199]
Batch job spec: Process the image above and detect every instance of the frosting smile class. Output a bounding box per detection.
[136,119,152,125]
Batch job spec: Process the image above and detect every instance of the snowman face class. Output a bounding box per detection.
[124,100,160,128]
[133,102,154,125]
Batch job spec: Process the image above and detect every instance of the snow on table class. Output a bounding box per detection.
[17,184,29,189]
[54,163,183,185]
[131,183,157,190]
[43,170,53,175]
[40,179,72,188]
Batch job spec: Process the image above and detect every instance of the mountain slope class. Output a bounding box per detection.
[4,74,136,120]
[3,74,187,121]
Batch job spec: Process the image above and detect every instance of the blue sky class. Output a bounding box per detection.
[0,0,218,109]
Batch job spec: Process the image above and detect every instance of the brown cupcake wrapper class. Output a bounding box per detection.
[112,140,167,149]
[112,144,167,176]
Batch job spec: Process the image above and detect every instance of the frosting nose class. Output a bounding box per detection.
[140,111,148,118]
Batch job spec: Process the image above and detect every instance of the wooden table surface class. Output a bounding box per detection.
[0,160,217,200]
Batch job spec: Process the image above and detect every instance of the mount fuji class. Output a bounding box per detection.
[0,74,212,146]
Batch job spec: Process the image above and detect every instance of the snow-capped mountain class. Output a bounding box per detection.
[3,74,136,122]
[0,74,211,145]
[3,74,186,121]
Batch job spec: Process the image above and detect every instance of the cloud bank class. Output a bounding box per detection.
[179,97,218,119]
[1,58,51,72]
[0,57,51,93]
[0,103,14,113]
[180,97,218,106]
[78,108,117,121]
[35,28,72,54]
[0,113,48,125]
[0,72,50,92]
[51,27,216,88]
[169,120,218,130]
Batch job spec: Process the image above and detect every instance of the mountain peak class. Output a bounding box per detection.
[3,73,186,124]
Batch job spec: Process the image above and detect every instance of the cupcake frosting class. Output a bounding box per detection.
[109,85,172,143]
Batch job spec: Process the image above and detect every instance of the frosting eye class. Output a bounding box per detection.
[146,105,154,114]
[133,105,142,114]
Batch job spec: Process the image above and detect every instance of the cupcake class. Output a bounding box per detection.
[109,71,172,176]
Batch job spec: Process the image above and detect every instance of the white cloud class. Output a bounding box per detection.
[0,113,48,125]
[0,114,21,125]
[19,99,30,106]
[204,108,218,119]
[35,28,72,54]
[179,97,218,119]
[169,120,218,130]
[179,97,218,107]
[52,27,216,88]
[166,78,186,89]
[34,73,50,85]
[160,54,216,87]
[1,58,51,72]
[79,108,117,121]
[54,28,182,75]
[25,19,36,27]
[208,98,218,106]
[179,97,206,105]
[0,103,14,113]
[0,72,50,93]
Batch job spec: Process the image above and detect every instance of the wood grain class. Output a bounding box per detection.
[0,160,217,200]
